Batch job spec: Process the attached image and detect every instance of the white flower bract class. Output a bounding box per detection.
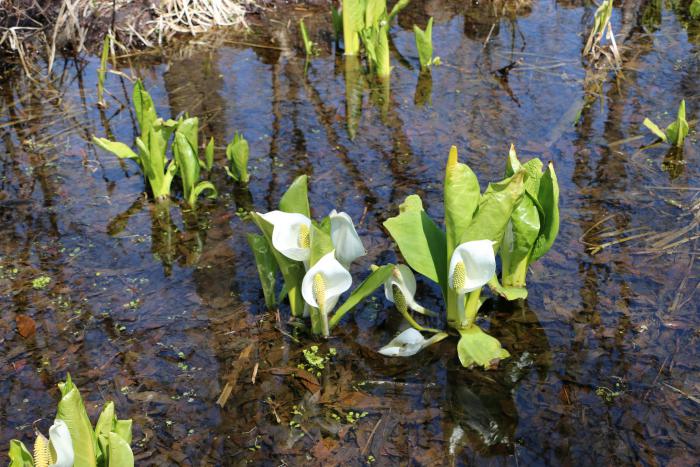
[258,210,312,262]
[448,240,496,294]
[329,210,366,268]
[301,251,352,312]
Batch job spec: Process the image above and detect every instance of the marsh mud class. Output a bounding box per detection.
[1,0,699,465]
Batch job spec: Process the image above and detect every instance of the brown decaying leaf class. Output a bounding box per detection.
[16,315,36,338]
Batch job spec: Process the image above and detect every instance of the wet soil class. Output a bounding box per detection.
[1,0,699,465]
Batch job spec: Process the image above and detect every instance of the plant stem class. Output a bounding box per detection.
[446,289,460,330]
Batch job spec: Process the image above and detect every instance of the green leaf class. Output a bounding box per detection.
[8,440,33,467]
[107,432,134,467]
[364,0,386,28]
[177,117,199,156]
[666,100,689,148]
[342,0,364,55]
[643,118,668,142]
[457,326,510,368]
[225,132,250,183]
[251,213,306,317]
[204,137,214,171]
[279,175,310,217]
[444,145,480,257]
[531,162,560,262]
[247,233,278,309]
[95,401,116,438]
[132,80,157,135]
[56,374,98,467]
[329,264,394,328]
[173,132,200,204]
[461,170,525,250]
[505,144,521,177]
[413,17,434,70]
[501,193,540,287]
[299,19,316,57]
[113,419,132,445]
[92,138,139,161]
[309,223,334,266]
[383,195,448,296]
[487,275,528,300]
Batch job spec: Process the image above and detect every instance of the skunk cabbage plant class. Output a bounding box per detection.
[643,100,690,148]
[383,146,527,368]
[8,374,133,467]
[251,175,393,336]
[172,117,218,208]
[225,132,251,184]
[93,80,178,201]
[492,145,559,297]
[413,17,440,70]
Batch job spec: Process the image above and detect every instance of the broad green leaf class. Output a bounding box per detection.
[251,213,306,317]
[444,145,480,256]
[487,275,528,300]
[56,374,98,467]
[309,223,334,266]
[375,21,391,78]
[95,401,115,438]
[643,118,667,142]
[461,170,525,250]
[92,138,139,160]
[225,132,250,183]
[132,80,157,135]
[173,132,200,204]
[364,0,386,29]
[413,17,434,70]
[501,194,540,286]
[384,195,447,296]
[329,264,395,328]
[204,137,214,171]
[108,432,134,467]
[8,440,33,467]
[457,326,510,368]
[666,100,689,148]
[399,193,424,212]
[521,158,544,198]
[279,175,310,217]
[113,419,132,445]
[177,117,199,156]
[342,0,364,55]
[531,162,560,261]
[247,233,278,309]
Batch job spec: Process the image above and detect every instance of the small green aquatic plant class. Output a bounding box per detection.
[299,19,318,58]
[643,100,689,148]
[691,0,700,19]
[225,132,250,184]
[493,145,560,297]
[8,374,134,467]
[172,117,218,208]
[413,17,440,70]
[93,80,179,201]
[340,0,409,63]
[583,0,620,67]
[251,175,394,336]
[382,146,528,368]
[331,5,343,41]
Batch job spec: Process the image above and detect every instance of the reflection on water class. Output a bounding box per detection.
[1,0,700,464]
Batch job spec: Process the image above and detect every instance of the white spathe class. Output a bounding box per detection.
[301,251,352,312]
[329,210,366,267]
[378,328,426,357]
[49,419,74,467]
[448,240,496,294]
[258,210,312,262]
[383,265,430,314]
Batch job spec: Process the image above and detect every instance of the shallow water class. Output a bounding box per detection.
[1,0,699,464]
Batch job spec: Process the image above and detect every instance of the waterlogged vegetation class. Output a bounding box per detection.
[2,0,700,464]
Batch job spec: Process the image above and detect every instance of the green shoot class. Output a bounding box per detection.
[331,5,343,42]
[299,19,317,58]
[225,132,250,184]
[413,17,439,71]
[172,120,218,208]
